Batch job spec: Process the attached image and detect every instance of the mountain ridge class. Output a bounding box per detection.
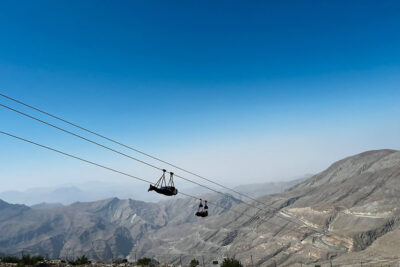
[1,149,400,266]
[0,176,307,206]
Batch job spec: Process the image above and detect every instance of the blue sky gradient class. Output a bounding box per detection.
[1,1,400,191]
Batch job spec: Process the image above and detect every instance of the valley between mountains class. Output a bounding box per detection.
[1,149,400,266]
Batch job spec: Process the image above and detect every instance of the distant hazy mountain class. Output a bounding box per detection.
[1,150,399,266]
[0,186,86,206]
[231,175,311,199]
[30,202,64,210]
[0,176,307,206]
[0,183,165,206]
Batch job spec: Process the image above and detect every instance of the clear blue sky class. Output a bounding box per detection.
[1,1,400,192]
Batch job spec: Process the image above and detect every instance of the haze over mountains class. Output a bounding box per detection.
[1,150,400,266]
[0,177,308,206]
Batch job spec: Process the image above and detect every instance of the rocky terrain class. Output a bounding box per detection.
[1,149,400,266]
[0,191,240,263]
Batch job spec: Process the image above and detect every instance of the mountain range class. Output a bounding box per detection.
[1,149,399,266]
[0,177,308,206]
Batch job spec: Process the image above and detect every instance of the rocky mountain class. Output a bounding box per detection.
[30,203,64,210]
[0,199,30,222]
[131,149,400,265]
[1,149,400,266]
[0,192,240,262]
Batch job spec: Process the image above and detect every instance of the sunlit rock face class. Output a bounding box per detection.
[1,149,400,266]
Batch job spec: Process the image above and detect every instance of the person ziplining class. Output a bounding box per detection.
[195,199,208,217]
[1,130,343,238]
[148,169,178,196]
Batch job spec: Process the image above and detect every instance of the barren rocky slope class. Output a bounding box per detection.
[1,149,400,266]
[0,192,240,262]
[134,149,400,266]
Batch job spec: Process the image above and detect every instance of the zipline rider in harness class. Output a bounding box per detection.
[195,199,208,217]
[148,169,178,196]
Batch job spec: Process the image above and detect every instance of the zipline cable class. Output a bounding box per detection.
[0,103,268,214]
[0,103,165,171]
[0,102,341,238]
[0,93,271,207]
[0,131,154,185]
[0,130,326,237]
